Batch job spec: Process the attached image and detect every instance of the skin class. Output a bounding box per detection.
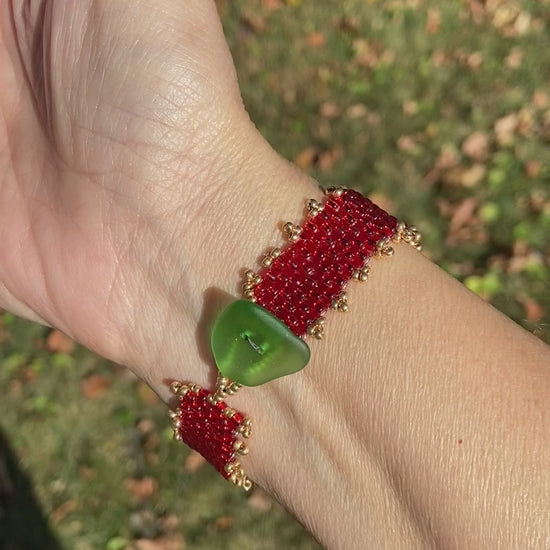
[1,2,549,548]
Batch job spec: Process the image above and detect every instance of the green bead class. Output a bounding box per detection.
[211,300,310,386]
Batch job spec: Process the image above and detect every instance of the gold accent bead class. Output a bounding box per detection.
[169,381,182,394]
[306,198,324,216]
[224,407,236,418]
[233,440,249,456]
[283,222,302,242]
[325,186,344,196]
[307,317,326,340]
[331,291,348,312]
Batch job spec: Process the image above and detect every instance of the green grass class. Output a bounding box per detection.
[1,1,549,548]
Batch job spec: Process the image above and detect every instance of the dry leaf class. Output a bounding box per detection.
[514,11,532,35]
[447,164,486,188]
[494,113,518,146]
[215,516,233,530]
[247,488,274,512]
[240,14,266,33]
[462,131,489,162]
[319,101,341,119]
[397,135,418,153]
[294,147,318,170]
[522,298,545,323]
[307,31,326,47]
[449,198,478,234]
[532,90,549,109]
[426,8,441,34]
[402,100,419,116]
[125,477,158,500]
[262,0,283,10]
[318,147,341,172]
[467,51,483,70]
[431,50,449,67]
[134,536,185,550]
[346,103,367,119]
[50,500,78,526]
[80,374,111,399]
[46,330,75,354]
[184,451,207,473]
[505,46,523,69]
[525,160,541,179]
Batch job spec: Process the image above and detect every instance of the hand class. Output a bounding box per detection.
[0,0,278,387]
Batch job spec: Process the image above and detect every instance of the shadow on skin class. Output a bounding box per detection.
[0,427,62,550]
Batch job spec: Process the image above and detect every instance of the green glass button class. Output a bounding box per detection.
[211,300,310,386]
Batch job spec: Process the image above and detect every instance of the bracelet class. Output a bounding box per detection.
[169,187,421,490]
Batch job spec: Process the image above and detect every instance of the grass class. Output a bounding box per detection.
[1,1,549,549]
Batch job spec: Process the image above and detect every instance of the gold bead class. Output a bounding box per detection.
[169,381,182,394]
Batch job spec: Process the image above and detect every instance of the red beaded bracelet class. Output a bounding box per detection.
[169,187,421,490]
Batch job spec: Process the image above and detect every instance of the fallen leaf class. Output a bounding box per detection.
[462,131,489,162]
[525,160,541,179]
[215,516,233,530]
[307,31,326,47]
[80,374,111,399]
[532,90,549,109]
[426,8,441,34]
[402,100,419,116]
[262,0,283,9]
[125,477,158,500]
[50,500,78,526]
[352,38,379,68]
[294,147,318,170]
[184,451,207,473]
[494,113,518,146]
[318,147,342,171]
[46,330,75,354]
[397,135,419,153]
[449,198,478,234]
[346,103,367,119]
[444,164,486,188]
[467,51,483,70]
[517,108,534,136]
[162,514,180,532]
[247,488,273,512]
[523,299,545,323]
[134,536,185,550]
[431,50,449,67]
[514,11,532,35]
[319,101,341,119]
[240,14,266,33]
[505,46,523,69]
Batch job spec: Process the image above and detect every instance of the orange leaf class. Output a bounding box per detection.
[307,31,326,47]
[125,477,158,500]
[184,451,207,473]
[46,330,75,354]
[80,374,111,399]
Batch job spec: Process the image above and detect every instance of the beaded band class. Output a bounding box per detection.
[169,187,421,490]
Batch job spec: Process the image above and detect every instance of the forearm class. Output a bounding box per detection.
[99,132,550,549]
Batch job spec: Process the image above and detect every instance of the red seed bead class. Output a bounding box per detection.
[176,389,248,478]
[254,189,398,337]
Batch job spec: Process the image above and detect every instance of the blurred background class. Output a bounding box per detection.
[1,1,549,548]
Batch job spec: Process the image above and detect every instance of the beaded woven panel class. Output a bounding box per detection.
[253,189,398,337]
